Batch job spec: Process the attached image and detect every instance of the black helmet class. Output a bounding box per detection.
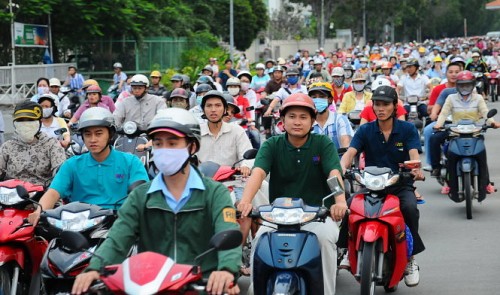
[407,58,420,68]
[195,84,213,94]
[13,101,43,121]
[371,86,398,104]
[170,74,183,82]
[201,90,228,110]
[223,92,240,114]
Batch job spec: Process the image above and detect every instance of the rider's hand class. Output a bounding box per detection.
[206,270,239,295]
[330,201,348,222]
[411,168,425,181]
[492,122,500,129]
[72,271,100,295]
[27,206,42,226]
[429,113,438,121]
[238,166,251,177]
[433,124,442,130]
[237,200,253,218]
[264,110,271,117]
[136,144,146,152]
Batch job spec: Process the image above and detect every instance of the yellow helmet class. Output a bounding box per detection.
[83,79,99,88]
[418,47,426,53]
[150,70,162,78]
[308,81,334,98]
[433,56,443,63]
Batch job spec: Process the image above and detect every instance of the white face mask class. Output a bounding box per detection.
[153,147,190,176]
[14,121,40,143]
[240,82,250,91]
[353,83,365,92]
[42,107,53,118]
[228,87,240,96]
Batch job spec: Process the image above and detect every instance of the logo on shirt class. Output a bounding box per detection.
[223,208,237,223]
[115,174,125,180]
[312,155,321,165]
[395,142,403,147]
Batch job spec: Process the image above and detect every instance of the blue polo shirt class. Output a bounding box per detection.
[50,148,149,209]
[350,119,421,175]
[436,88,458,107]
[147,165,206,213]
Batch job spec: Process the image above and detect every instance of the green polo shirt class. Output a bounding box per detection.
[254,133,341,207]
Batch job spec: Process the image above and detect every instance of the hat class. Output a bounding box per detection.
[471,52,481,58]
[13,101,43,121]
[49,78,61,87]
[372,85,398,102]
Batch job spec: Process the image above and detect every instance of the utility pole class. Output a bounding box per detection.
[229,0,234,60]
[363,0,366,45]
[320,0,325,48]
[9,0,16,97]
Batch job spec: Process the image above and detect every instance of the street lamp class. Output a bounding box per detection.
[8,0,19,97]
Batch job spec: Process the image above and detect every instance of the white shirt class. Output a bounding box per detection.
[398,73,430,99]
[275,85,308,102]
[40,117,65,139]
[198,122,253,168]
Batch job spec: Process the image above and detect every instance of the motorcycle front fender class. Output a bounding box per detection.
[0,245,25,269]
[356,221,388,252]
[458,157,475,173]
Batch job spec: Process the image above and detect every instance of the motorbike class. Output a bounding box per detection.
[59,229,242,294]
[0,180,48,295]
[60,86,81,118]
[472,71,485,96]
[67,123,87,156]
[107,84,119,102]
[114,121,150,169]
[345,161,421,294]
[405,95,426,144]
[250,176,344,295]
[486,69,498,102]
[437,109,497,219]
[347,110,362,132]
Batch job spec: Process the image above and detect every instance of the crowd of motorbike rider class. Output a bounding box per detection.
[0,34,498,294]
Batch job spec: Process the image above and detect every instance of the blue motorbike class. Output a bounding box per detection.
[440,109,497,219]
[251,177,344,295]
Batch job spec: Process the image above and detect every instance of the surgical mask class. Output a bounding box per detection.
[333,77,344,87]
[353,83,365,92]
[196,95,203,106]
[42,107,53,118]
[287,76,299,85]
[14,121,39,143]
[457,84,474,96]
[171,100,188,109]
[313,98,329,113]
[228,87,240,96]
[360,63,368,68]
[153,147,190,176]
[37,86,49,95]
[240,82,250,91]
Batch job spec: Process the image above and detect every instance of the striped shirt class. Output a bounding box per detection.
[437,93,494,126]
[312,111,354,149]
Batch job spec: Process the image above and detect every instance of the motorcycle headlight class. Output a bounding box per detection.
[0,187,23,205]
[363,172,399,191]
[450,124,482,134]
[407,96,419,104]
[260,208,317,225]
[123,121,138,135]
[46,210,106,231]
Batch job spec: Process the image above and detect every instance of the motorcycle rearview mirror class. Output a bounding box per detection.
[54,128,68,136]
[487,109,497,119]
[16,185,30,200]
[194,229,242,271]
[246,106,255,111]
[322,176,344,206]
[243,148,258,160]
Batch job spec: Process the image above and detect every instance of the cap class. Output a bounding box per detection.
[372,85,398,102]
[49,78,61,87]
[472,52,481,58]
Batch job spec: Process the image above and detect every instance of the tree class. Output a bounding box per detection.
[268,2,313,40]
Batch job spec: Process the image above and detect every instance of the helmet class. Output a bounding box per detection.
[195,84,213,94]
[170,88,189,100]
[277,57,286,66]
[359,57,369,63]
[226,77,241,86]
[265,59,276,65]
[280,93,316,117]
[372,85,398,104]
[113,62,123,69]
[462,44,469,49]
[352,71,367,82]
[237,71,252,82]
[170,74,183,82]
[286,67,300,76]
[49,78,61,87]
[86,85,102,94]
[38,93,57,106]
[147,108,201,152]
[471,52,481,58]
[255,63,265,70]
[433,56,443,62]
[273,65,285,72]
[381,62,393,69]
[180,75,191,87]
[432,46,441,51]
[308,83,333,98]
[342,62,354,71]
[371,76,392,91]
[223,93,240,114]
[399,58,408,63]
[331,67,345,77]
[313,58,323,65]
[450,56,465,65]
[78,107,115,132]
[472,47,480,53]
[196,75,214,85]
[150,70,162,78]
[13,101,43,121]
[83,79,99,88]
[418,47,426,53]
[456,71,475,84]
[130,74,150,87]
[202,65,213,73]
[406,58,419,68]
[201,90,228,110]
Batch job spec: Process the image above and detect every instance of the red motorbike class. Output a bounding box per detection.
[0,179,48,295]
[60,229,242,294]
[346,161,421,294]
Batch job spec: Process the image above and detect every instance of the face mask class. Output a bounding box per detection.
[42,107,53,118]
[153,147,190,176]
[360,63,368,68]
[287,76,299,85]
[196,95,203,106]
[228,87,240,96]
[440,53,446,58]
[37,86,49,95]
[457,84,474,96]
[313,98,329,113]
[14,121,40,143]
[344,71,353,79]
[333,77,344,87]
[240,82,250,91]
[171,100,188,109]
[353,83,365,92]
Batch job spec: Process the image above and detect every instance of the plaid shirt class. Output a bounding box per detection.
[312,111,354,149]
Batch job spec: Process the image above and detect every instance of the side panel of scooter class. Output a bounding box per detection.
[0,245,25,269]
[41,238,93,278]
[253,231,324,295]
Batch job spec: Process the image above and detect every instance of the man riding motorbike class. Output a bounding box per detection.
[148,70,167,96]
[397,58,431,119]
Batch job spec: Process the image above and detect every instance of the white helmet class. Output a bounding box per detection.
[255,63,265,70]
[331,67,345,77]
[113,62,123,69]
[226,77,241,86]
[130,74,150,87]
[371,76,392,91]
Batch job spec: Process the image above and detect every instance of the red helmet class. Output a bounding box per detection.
[381,62,393,69]
[280,93,316,117]
[86,85,102,94]
[456,71,474,84]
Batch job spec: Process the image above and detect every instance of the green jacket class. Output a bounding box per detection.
[87,169,241,276]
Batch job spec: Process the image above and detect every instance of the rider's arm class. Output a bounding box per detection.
[113,102,126,129]
[240,167,266,206]
[236,126,253,169]
[478,96,495,125]
[340,147,358,173]
[37,189,61,211]
[126,154,150,186]
[435,98,453,128]
[49,140,67,179]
